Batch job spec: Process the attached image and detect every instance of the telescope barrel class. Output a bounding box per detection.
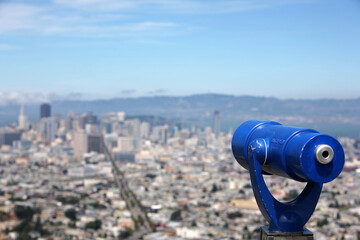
[232,120,345,183]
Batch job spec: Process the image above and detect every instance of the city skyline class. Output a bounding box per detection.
[0,103,358,239]
[0,0,360,100]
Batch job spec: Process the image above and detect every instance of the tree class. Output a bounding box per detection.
[170,209,182,221]
[68,222,76,228]
[244,184,252,189]
[227,211,243,219]
[56,196,79,205]
[191,220,197,227]
[119,227,133,239]
[90,202,106,209]
[211,184,218,193]
[15,206,34,220]
[317,218,329,227]
[65,209,77,221]
[85,219,102,230]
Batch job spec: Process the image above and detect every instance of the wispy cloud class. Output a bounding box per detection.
[148,89,168,95]
[0,90,88,105]
[0,2,179,36]
[0,90,51,105]
[120,89,137,95]
[53,0,312,14]
[0,3,44,33]
[53,0,137,11]
[0,0,311,36]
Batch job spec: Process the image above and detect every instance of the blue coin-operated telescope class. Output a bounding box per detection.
[232,120,345,237]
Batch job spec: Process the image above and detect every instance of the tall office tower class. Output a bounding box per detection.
[161,127,168,145]
[78,115,86,129]
[85,112,98,125]
[140,121,151,138]
[87,133,104,153]
[44,117,56,142]
[73,130,88,159]
[213,110,220,137]
[101,121,112,134]
[54,114,62,129]
[130,119,140,138]
[40,103,51,119]
[73,130,104,160]
[65,113,74,131]
[84,112,98,133]
[18,105,28,130]
[0,130,21,147]
[151,126,161,141]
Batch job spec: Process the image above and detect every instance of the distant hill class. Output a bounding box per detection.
[1,94,360,137]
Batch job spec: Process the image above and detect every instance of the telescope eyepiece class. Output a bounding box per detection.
[315,144,334,164]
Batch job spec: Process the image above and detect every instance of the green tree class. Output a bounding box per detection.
[15,206,34,220]
[68,222,76,228]
[118,227,133,239]
[170,209,182,221]
[317,218,329,227]
[85,219,102,230]
[65,209,77,221]
[227,211,243,219]
[211,184,218,193]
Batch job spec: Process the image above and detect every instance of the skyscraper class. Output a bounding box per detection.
[0,130,21,147]
[140,121,150,138]
[44,117,56,142]
[213,110,220,137]
[161,127,168,145]
[65,113,74,131]
[40,103,51,119]
[73,130,88,159]
[73,130,104,160]
[87,133,104,153]
[18,105,28,130]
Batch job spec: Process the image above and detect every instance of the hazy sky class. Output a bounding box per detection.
[0,0,359,101]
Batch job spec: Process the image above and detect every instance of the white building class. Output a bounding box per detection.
[18,105,28,130]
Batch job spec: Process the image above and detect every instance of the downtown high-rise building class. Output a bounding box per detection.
[18,105,28,130]
[0,130,21,147]
[44,117,56,143]
[73,130,104,160]
[213,110,220,137]
[40,103,51,119]
[65,113,74,131]
[140,121,151,138]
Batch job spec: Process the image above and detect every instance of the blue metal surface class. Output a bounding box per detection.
[231,120,345,232]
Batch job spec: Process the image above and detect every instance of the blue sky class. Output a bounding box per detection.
[0,0,359,102]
